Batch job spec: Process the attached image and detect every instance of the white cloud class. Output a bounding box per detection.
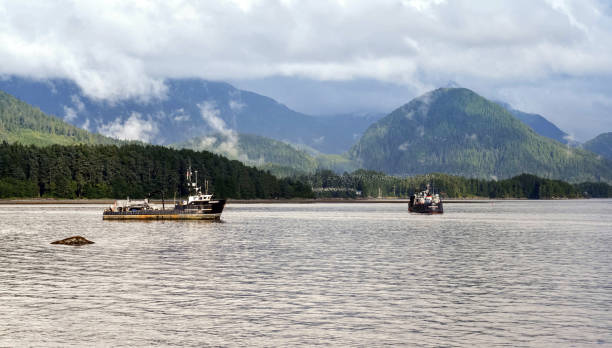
[82,118,91,132]
[63,94,86,121]
[403,0,447,14]
[198,101,242,159]
[1,1,610,98]
[198,136,217,149]
[71,94,85,112]
[98,112,158,142]
[63,106,77,122]
[0,1,611,138]
[229,100,245,113]
[171,108,190,122]
[417,125,425,137]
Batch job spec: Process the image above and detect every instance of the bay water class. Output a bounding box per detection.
[1,200,611,347]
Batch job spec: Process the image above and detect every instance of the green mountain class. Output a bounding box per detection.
[349,88,612,183]
[0,90,118,146]
[583,132,612,160]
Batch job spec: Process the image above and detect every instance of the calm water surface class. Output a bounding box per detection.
[1,200,611,347]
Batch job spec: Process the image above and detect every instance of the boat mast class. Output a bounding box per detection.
[186,165,194,197]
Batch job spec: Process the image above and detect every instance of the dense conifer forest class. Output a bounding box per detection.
[299,170,611,199]
[1,141,608,199]
[0,142,313,199]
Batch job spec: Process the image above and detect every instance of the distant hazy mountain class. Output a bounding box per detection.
[174,133,360,176]
[0,76,381,153]
[583,132,612,160]
[0,90,117,146]
[495,101,571,144]
[173,133,318,175]
[349,88,612,183]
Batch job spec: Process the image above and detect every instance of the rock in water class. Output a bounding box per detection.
[51,236,94,246]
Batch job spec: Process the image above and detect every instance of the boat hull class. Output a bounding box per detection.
[103,212,223,220]
[103,200,226,220]
[408,201,444,214]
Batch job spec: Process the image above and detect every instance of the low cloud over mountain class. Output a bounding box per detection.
[1,1,611,140]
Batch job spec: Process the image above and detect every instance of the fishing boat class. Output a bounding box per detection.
[409,184,443,214]
[103,167,226,220]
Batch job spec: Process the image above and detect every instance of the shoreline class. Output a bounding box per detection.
[0,197,586,205]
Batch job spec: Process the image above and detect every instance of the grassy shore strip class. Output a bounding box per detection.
[0,198,501,204]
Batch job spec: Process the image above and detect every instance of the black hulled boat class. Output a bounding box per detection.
[103,167,226,220]
[409,184,443,214]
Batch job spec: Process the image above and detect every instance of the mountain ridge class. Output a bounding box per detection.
[0,76,381,153]
[173,133,360,176]
[0,90,118,146]
[583,132,612,161]
[495,101,571,144]
[349,88,612,183]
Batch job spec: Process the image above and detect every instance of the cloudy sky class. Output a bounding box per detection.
[1,0,611,140]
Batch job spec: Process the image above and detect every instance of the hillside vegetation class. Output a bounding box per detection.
[174,133,361,176]
[173,133,318,174]
[583,132,612,161]
[0,90,117,146]
[349,88,612,183]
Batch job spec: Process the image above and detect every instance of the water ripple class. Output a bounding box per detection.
[1,201,611,347]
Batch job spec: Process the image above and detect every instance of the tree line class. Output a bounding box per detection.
[0,142,313,199]
[298,169,611,199]
[1,141,609,200]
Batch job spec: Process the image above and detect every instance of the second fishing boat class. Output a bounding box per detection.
[409,184,443,214]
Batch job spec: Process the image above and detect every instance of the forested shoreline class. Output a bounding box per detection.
[0,142,313,199]
[298,170,611,199]
[1,142,610,200]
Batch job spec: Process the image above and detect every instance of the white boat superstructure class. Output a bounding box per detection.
[409,183,444,214]
[103,166,226,220]
[184,167,215,204]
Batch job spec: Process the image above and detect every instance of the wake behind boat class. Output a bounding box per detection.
[103,167,226,220]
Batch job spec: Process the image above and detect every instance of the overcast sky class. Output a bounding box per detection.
[1,0,611,140]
